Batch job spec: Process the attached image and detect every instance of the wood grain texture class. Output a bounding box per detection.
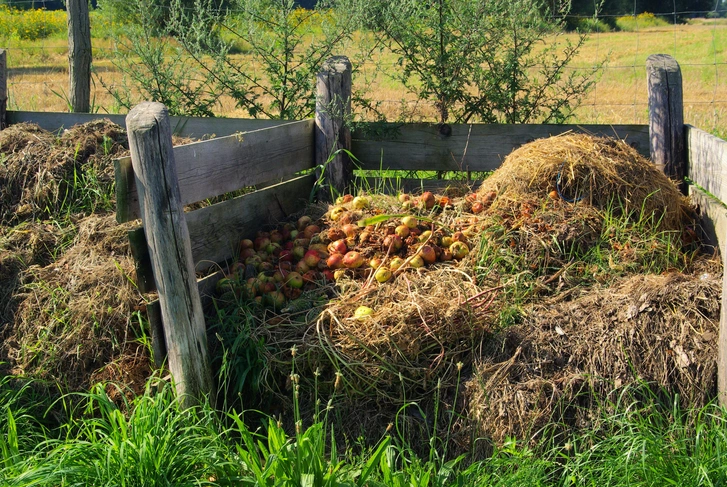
[185,174,315,272]
[128,175,315,292]
[6,111,287,138]
[646,54,685,184]
[689,185,727,406]
[146,271,224,368]
[0,49,6,130]
[686,125,727,205]
[351,124,650,172]
[126,101,213,406]
[66,0,92,113]
[116,119,314,223]
[315,56,352,201]
[127,226,154,293]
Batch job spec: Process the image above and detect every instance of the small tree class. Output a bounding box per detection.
[98,0,221,117]
[170,0,359,120]
[357,0,602,124]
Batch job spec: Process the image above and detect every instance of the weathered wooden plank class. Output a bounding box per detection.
[647,54,685,185]
[0,49,7,130]
[146,270,224,368]
[127,101,213,406]
[357,177,482,195]
[688,185,727,407]
[687,125,727,205]
[116,119,315,223]
[351,124,650,172]
[129,174,316,292]
[6,110,287,138]
[186,174,315,272]
[128,226,155,294]
[316,56,353,200]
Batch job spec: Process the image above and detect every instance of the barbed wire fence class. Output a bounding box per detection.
[0,2,725,136]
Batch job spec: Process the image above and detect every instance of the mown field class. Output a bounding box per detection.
[1,8,726,136]
[2,6,727,487]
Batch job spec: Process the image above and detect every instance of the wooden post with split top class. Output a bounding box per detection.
[315,56,353,201]
[126,102,214,407]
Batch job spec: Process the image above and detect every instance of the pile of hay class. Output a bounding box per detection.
[234,132,718,450]
[0,120,153,394]
[466,256,721,446]
[477,132,692,231]
[3,214,149,391]
[0,120,127,223]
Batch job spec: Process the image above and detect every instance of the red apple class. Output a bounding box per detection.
[327,253,345,269]
[303,250,321,268]
[419,245,437,264]
[328,239,347,255]
[383,234,403,252]
[342,251,364,268]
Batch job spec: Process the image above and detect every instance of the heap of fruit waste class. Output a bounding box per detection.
[215,191,488,310]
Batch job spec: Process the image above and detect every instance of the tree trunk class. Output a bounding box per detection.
[66,0,92,113]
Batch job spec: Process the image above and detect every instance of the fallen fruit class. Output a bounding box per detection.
[354,306,374,320]
[343,251,364,268]
[449,241,469,259]
[374,267,393,282]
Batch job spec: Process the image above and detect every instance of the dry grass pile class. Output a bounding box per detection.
[314,265,491,397]
[0,120,127,223]
[0,222,68,325]
[3,214,149,391]
[477,132,691,231]
[222,133,716,448]
[466,256,722,447]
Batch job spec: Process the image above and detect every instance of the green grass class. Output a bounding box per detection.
[2,372,727,486]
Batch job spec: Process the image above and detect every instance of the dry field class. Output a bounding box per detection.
[3,20,727,136]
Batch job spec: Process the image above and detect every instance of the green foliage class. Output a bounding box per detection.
[10,378,237,486]
[99,0,221,117]
[355,0,602,124]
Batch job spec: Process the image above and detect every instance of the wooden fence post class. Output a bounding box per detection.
[66,0,92,113]
[315,56,352,201]
[0,49,7,130]
[646,54,685,190]
[126,102,214,407]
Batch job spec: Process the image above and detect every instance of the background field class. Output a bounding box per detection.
[2,15,726,137]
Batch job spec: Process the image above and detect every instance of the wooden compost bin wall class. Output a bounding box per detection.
[684,126,727,403]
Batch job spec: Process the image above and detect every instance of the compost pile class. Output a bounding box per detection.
[0,121,150,395]
[214,132,719,448]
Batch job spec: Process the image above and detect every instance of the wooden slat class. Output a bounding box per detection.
[130,174,315,292]
[146,270,224,368]
[186,174,315,272]
[357,177,482,195]
[689,185,727,407]
[7,110,287,138]
[687,125,727,205]
[351,124,649,172]
[116,119,315,223]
